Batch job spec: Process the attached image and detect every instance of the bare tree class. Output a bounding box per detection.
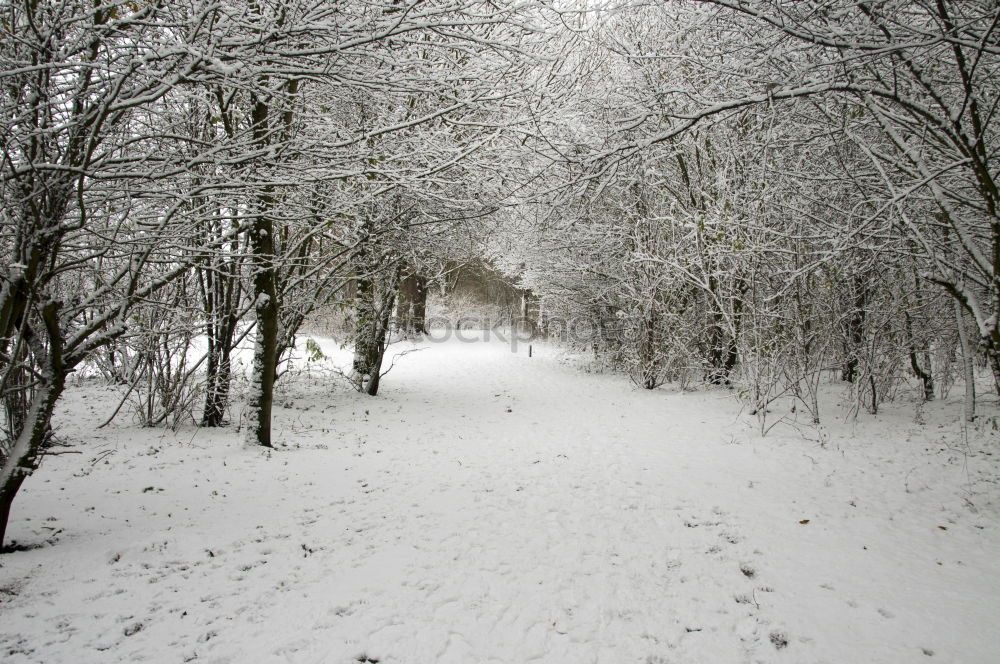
[0,1,229,547]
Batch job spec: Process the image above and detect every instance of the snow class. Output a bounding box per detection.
[1,338,999,663]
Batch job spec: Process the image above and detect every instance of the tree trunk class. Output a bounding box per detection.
[365,287,398,396]
[202,312,237,427]
[0,363,66,549]
[956,302,976,422]
[245,190,279,447]
[905,311,934,401]
[411,275,428,334]
[0,473,26,551]
[198,222,241,428]
[636,311,662,390]
[396,270,417,333]
[706,313,737,386]
[243,80,288,447]
[0,302,70,546]
[842,279,867,383]
[352,273,381,390]
[986,333,1000,398]
[353,262,401,395]
[397,270,428,335]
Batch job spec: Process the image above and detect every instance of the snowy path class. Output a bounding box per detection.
[1,339,999,663]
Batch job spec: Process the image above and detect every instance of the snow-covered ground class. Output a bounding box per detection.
[1,337,999,663]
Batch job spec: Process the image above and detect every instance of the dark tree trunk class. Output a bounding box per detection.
[364,287,398,396]
[842,279,867,383]
[904,311,934,401]
[202,311,237,427]
[199,240,241,428]
[703,276,742,386]
[246,171,279,447]
[728,280,746,380]
[0,384,63,549]
[636,311,662,390]
[396,270,416,332]
[397,270,428,335]
[905,275,935,401]
[0,474,25,551]
[353,259,401,395]
[706,315,738,386]
[0,302,67,550]
[352,273,380,386]
[868,374,879,415]
[0,375,66,550]
[243,78,293,447]
[411,275,428,334]
[956,302,976,422]
[984,334,1000,398]
[203,334,222,425]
